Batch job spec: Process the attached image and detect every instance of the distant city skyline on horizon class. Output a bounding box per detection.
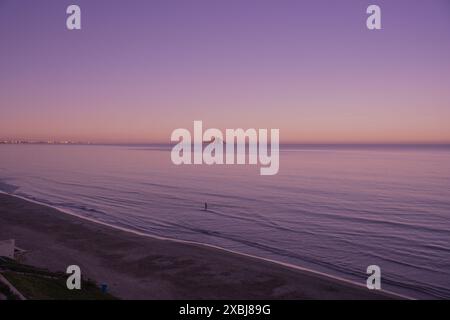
[2,138,450,146]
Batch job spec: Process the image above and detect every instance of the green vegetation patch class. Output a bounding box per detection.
[0,258,116,300]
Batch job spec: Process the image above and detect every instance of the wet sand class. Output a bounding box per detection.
[0,193,400,299]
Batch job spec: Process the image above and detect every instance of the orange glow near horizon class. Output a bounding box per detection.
[1,1,450,144]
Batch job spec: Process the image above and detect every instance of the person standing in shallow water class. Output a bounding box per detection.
[204,202,208,211]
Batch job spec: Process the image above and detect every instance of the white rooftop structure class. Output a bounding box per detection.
[0,239,15,259]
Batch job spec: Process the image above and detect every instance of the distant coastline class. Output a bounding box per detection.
[2,141,450,149]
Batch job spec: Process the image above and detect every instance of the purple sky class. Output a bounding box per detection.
[1,0,450,143]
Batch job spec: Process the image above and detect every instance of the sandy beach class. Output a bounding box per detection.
[0,193,399,300]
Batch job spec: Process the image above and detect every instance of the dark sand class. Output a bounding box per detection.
[0,193,399,299]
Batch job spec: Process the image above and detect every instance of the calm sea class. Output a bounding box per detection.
[1,144,449,298]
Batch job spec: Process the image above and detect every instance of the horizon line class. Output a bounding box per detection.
[2,140,450,146]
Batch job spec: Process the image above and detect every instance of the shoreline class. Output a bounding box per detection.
[0,192,405,299]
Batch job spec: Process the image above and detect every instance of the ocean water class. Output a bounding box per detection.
[0,144,449,299]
